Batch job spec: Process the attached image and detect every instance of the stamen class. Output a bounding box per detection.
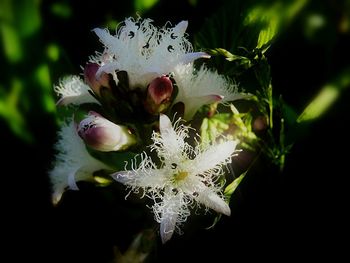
[174,171,188,181]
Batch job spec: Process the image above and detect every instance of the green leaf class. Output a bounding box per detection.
[297,68,350,122]
[297,85,339,122]
[224,171,247,200]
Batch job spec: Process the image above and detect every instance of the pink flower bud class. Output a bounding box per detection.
[144,76,173,114]
[77,111,136,152]
[84,63,110,96]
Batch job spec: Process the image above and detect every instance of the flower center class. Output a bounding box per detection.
[173,171,189,181]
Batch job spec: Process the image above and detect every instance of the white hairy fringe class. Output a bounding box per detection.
[92,17,207,89]
[173,64,241,119]
[112,115,236,242]
[54,76,99,106]
[49,120,110,204]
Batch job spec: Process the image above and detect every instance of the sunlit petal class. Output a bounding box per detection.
[191,140,237,175]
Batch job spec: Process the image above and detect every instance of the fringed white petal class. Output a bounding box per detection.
[173,65,241,119]
[191,140,237,176]
[159,193,183,243]
[197,189,231,216]
[95,61,120,79]
[54,76,99,106]
[49,120,110,204]
[113,114,235,242]
[181,94,223,120]
[92,28,117,50]
[160,211,177,244]
[156,114,186,160]
[111,169,166,189]
[92,18,205,89]
[180,52,210,65]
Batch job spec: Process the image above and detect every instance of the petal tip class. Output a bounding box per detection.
[223,204,231,216]
[160,227,174,244]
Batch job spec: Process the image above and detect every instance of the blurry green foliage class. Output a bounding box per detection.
[0,0,56,143]
[50,2,72,19]
[200,104,258,151]
[0,0,347,170]
[47,44,60,62]
[195,0,309,76]
[134,0,159,14]
[0,23,23,63]
[0,79,33,142]
[195,0,311,171]
[297,68,350,123]
[35,63,56,113]
[188,0,198,7]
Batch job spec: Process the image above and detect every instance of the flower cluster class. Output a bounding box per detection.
[50,17,243,243]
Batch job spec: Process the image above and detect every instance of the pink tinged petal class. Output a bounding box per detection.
[95,62,120,79]
[197,190,231,216]
[148,76,173,105]
[77,112,136,152]
[84,63,110,96]
[180,52,211,65]
[183,94,224,120]
[191,140,237,175]
[224,92,253,103]
[138,72,161,85]
[145,76,174,114]
[159,193,183,243]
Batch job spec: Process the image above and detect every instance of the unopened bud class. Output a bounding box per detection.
[144,76,173,114]
[77,111,136,152]
[84,63,110,96]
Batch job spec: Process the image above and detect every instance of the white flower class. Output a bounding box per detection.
[173,64,246,119]
[112,114,237,243]
[49,120,110,204]
[92,17,209,89]
[54,76,99,106]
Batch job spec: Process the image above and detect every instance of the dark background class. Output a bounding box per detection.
[1,0,349,262]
